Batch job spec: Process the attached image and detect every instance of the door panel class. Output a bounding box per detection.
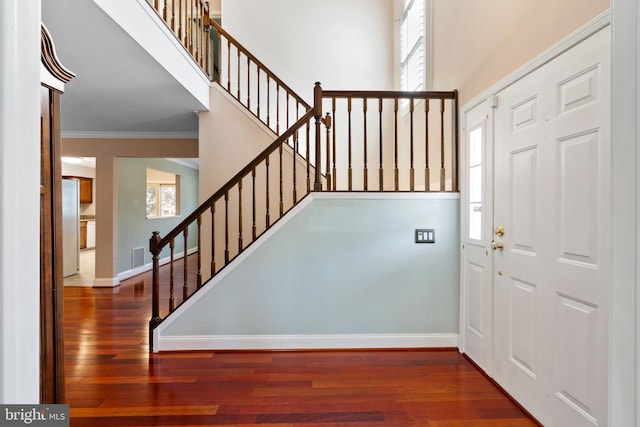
[493,27,610,426]
[461,100,493,374]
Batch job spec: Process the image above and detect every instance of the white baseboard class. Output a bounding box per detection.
[157,333,459,352]
[118,247,198,282]
[93,277,120,287]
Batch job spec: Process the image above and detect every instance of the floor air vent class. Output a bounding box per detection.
[132,247,145,269]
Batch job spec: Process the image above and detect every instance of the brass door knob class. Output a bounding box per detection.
[495,226,505,236]
[491,241,504,251]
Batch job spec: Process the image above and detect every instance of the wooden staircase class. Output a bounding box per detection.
[145,0,459,352]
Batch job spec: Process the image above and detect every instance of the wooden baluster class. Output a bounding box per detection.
[150,231,161,351]
[363,98,368,191]
[257,69,261,120]
[236,48,241,100]
[204,18,210,77]
[171,0,176,36]
[348,96,352,191]
[325,113,332,191]
[252,167,257,240]
[155,0,159,12]
[313,82,323,191]
[379,97,383,191]
[440,98,446,191]
[296,99,300,122]
[265,156,271,227]
[266,77,270,128]
[293,130,298,203]
[247,56,251,110]
[452,92,459,192]
[238,181,243,251]
[332,97,337,191]
[210,204,215,275]
[216,30,222,83]
[276,82,280,134]
[182,228,189,300]
[279,141,284,216]
[194,1,199,64]
[169,238,175,311]
[306,120,311,193]
[162,0,167,21]
[410,98,415,191]
[196,215,202,288]
[394,98,399,191]
[178,0,184,40]
[425,98,430,191]
[199,1,204,66]
[226,39,231,91]
[224,191,229,263]
[192,0,197,56]
[188,0,193,54]
[286,93,290,130]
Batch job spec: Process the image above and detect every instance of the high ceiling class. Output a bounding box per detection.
[42,0,205,136]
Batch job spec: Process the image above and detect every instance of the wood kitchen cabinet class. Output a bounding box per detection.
[79,220,87,249]
[78,177,92,203]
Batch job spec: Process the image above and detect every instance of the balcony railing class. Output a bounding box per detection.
[147,0,214,78]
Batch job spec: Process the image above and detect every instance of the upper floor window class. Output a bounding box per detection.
[400,0,425,92]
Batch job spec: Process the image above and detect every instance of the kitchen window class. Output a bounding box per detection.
[146,168,180,218]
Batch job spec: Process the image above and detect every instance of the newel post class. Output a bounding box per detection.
[313,82,323,191]
[149,231,162,352]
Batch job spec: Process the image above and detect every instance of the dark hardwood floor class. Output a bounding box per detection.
[63,262,538,426]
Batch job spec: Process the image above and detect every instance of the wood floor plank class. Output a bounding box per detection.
[63,260,539,426]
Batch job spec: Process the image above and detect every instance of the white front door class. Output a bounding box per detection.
[461,99,494,374]
[493,27,610,426]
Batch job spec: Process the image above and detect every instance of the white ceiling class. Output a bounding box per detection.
[42,0,204,135]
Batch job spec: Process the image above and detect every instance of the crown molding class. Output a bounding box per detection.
[61,131,199,139]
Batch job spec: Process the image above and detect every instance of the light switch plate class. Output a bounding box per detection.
[415,229,435,243]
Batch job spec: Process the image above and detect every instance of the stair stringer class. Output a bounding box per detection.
[153,192,461,352]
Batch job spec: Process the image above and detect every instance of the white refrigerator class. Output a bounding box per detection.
[62,178,79,277]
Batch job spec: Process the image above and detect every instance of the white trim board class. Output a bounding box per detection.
[157,333,459,352]
[93,277,120,288]
[118,247,198,282]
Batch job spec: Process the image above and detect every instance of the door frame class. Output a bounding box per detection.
[610,1,640,425]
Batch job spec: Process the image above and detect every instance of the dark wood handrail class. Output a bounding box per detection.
[154,109,314,250]
[211,21,309,111]
[322,90,457,100]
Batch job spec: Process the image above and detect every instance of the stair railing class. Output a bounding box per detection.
[147,0,214,78]
[317,88,459,192]
[210,20,310,137]
[149,106,323,344]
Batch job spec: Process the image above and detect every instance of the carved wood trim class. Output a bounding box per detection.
[41,24,75,84]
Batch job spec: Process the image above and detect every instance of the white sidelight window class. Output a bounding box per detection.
[468,126,483,241]
[400,0,425,92]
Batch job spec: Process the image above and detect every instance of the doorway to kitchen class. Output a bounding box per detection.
[61,156,96,287]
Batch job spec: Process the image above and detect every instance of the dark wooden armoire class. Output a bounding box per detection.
[40,23,75,403]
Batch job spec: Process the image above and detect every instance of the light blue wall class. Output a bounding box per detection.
[162,195,460,336]
[117,158,199,274]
